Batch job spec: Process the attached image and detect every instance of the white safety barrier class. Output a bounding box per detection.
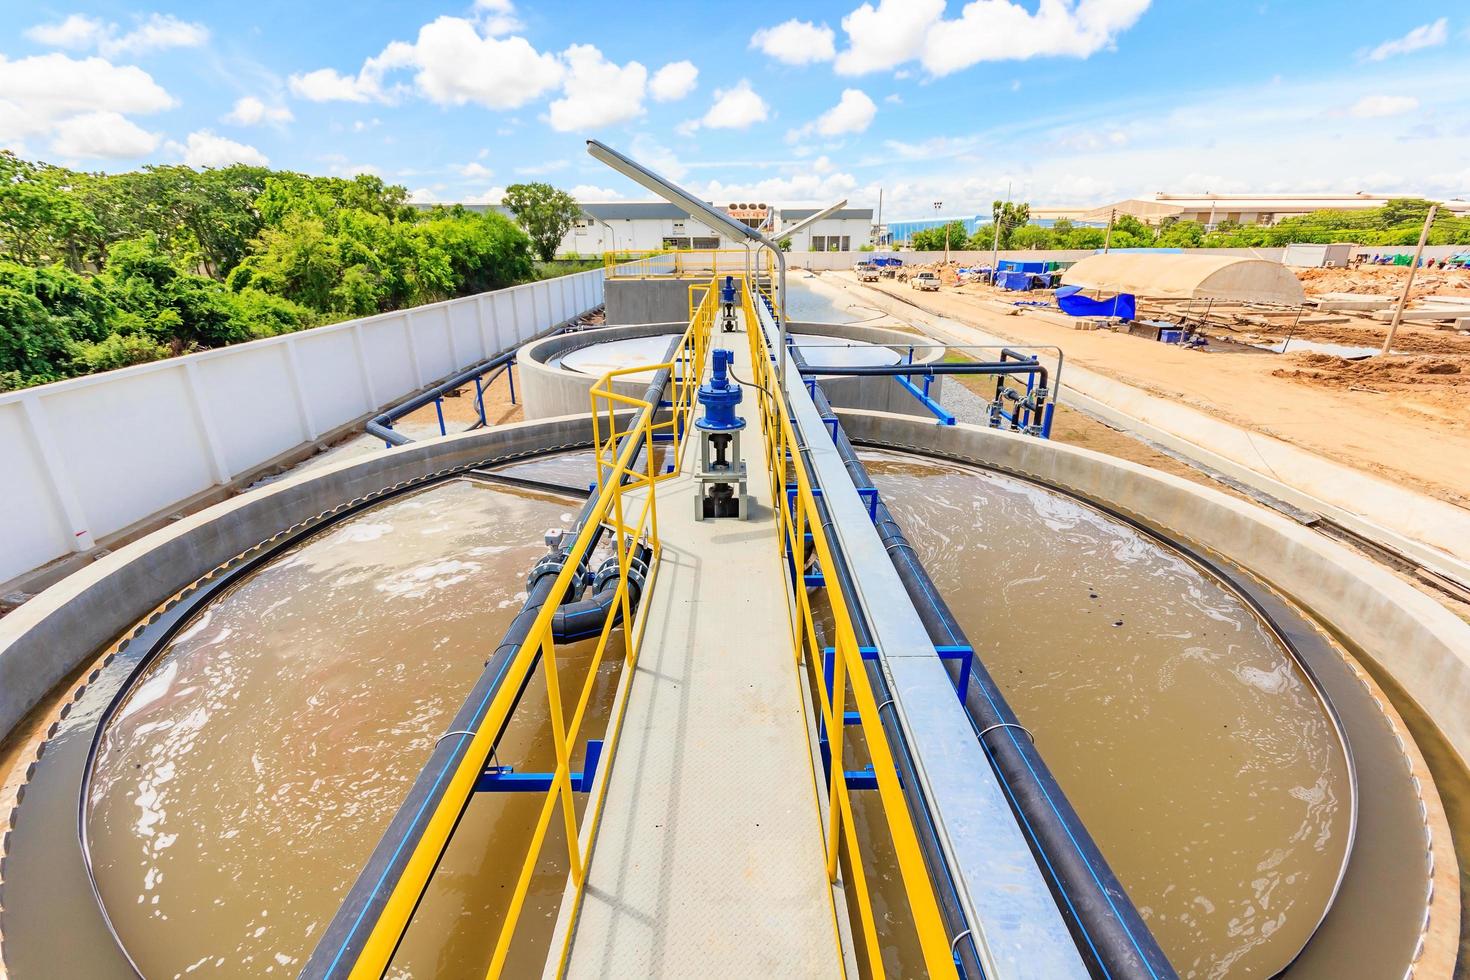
[0,268,605,586]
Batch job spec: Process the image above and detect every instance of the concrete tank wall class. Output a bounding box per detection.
[518,320,946,421]
[0,415,606,738]
[605,279,703,325]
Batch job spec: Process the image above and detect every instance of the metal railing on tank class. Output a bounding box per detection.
[603,247,774,281]
[737,277,959,979]
[303,287,714,980]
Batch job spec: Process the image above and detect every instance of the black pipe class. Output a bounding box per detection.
[797,359,1048,391]
[367,349,519,446]
[302,339,681,979]
[798,361,1175,980]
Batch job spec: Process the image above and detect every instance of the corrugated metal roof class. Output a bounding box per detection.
[779,207,874,221]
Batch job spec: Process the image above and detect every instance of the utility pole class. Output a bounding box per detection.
[1103,208,1116,253]
[1383,204,1437,355]
[990,181,1010,287]
[876,187,883,249]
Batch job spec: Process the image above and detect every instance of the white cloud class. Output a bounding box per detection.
[817,88,877,136]
[923,0,1151,75]
[289,16,563,110]
[25,12,208,59]
[473,0,524,36]
[172,130,270,167]
[409,187,440,204]
[50,111,160,158]
[631,133,687,180]
[548,44,646,132]
[1351,94,1419,118]
[0,53,175,150]
[835,0,944,75]
[1053,127,1128,151]
[650,60,698,102]
[750,20,836,65]
[223,96,293,126]
[568,184,624,200]
[699,79,769,130]
[458,162,494,179]
[693,170,862,207]
[290,67,374,103]
[463,187,508,204]
[833,0,1149,76]
[1365,19,1448,61]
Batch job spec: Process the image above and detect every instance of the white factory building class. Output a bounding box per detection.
[551,202,875,256]
[1081,193,1437,228]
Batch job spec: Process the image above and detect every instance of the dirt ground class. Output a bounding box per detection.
[824,270,1470,510]
[397,363,525,433]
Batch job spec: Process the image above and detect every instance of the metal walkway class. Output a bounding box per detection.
[548,318,849,977]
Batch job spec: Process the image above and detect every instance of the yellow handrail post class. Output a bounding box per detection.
[540,633,583,885]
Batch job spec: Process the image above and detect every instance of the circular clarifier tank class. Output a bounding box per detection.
[519,320,940,420]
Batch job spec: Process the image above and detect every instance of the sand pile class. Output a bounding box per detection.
[1271,351,1469,392]
[1296,266,1470,302]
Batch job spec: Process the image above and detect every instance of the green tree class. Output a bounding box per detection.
[912,221,969,252]
[991,200,1031,250]
[503,183,581,261]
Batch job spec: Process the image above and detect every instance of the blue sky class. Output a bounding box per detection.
[2,1,1467,218]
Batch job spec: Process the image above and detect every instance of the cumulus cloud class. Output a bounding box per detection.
[834,0,945,75]
[408,187,440,204]
[548,44,647,132]
[223,96,293,126]
[1351,94,1419,118]
[473,0,524,36]
[630,133,688,180]
[650,60,698,101]
[50,111,160,158]
[289,16,563,110]
[750,20,836,64]
[25,12,209,59]
[692,169,862,207]
[456,162,495,180]
[0,53,175,156]
[698,79,769,130]
[805,88,877,139]
[1365,19,1448,61]
[170,130,270,167]
[463,187,508,204]
[834,0,1150,76]
[567,184,624,200]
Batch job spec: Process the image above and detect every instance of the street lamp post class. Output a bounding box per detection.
[584,139,845,389]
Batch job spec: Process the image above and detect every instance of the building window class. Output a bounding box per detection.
[811,235,851,251]
[692,237,720,250]
[662,236,692,249]
[672,220,685,235]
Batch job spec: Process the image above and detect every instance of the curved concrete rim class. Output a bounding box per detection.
[838,407,1462,977]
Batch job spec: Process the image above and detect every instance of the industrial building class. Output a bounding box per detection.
[1081,192,1434,228]
[511,201,875,256]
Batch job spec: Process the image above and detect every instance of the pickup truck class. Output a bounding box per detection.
[854,262,880,282]
[910,271,941,291]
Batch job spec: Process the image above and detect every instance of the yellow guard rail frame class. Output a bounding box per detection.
[740,278,959,979]
[604,247,775,281]
[337,286,715,980]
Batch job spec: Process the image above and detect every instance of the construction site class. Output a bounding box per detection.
[1,140,1469,980]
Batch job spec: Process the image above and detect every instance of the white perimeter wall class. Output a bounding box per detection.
[0,268,605,586]
[788,245,1467,270]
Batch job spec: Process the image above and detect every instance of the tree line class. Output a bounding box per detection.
[906,198,1470,253]
[0,152,587,392]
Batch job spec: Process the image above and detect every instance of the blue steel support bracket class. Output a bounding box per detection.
[895,375,956,426]
[474,739,604,793]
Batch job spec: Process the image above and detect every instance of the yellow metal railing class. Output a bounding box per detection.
[341,286,715,980]
[604,247,775,281]
[739,280,958,979]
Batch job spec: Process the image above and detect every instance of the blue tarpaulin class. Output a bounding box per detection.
[1056,285,1136,319]
[997,270,1037,291]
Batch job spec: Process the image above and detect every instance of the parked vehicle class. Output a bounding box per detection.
[855,261,880,282]
[911,271,940,291]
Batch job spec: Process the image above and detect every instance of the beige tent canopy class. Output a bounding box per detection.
[1060,253,1305,306]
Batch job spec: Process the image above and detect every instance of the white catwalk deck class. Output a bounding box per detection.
[552,320,847,978]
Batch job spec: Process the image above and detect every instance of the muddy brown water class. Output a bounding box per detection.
[857,449,1354,978]
[20,463,614,979]
[4,447,1364,978]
